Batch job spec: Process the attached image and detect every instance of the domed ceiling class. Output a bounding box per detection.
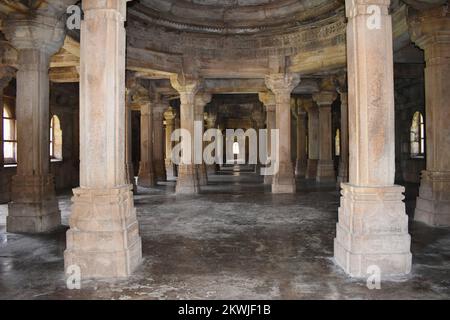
[130,0,344,34]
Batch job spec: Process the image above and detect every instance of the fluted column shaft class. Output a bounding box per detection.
[304,100,319,179]
[153,104,166,181]
[337,92,349,185]
[295,108,307,177]
[164,107,176,180]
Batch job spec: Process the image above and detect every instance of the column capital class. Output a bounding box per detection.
[83,0,130,18]
[205,113,217,129]
[408,6,450,51]
[170,74,201,95]
[164,107,177,122]
[3,14,66,56]
[312,91,337,107]
[194,93,213,110]
[302,99,316,114]
[258,92,276,112]
[345,0,390,19]
[265,73,301,96]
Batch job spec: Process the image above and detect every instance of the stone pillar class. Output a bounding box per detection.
[0,67,14,204]
[334,0,411,277]
[410,7,450,226]
[153,101,166,181]
[337,91,349,185]
[304,100,319,179]
[313,91,337,183]
[194,93,212,186]
[64,0,142,278]
[205,113,217,175]
[265,74,301,194]
[164,107,176,180]
[125,89,137,193]
[170,75,201,194]
[295,104,307,177]
[258,92,276,185]
[4,15,65,233]
[138,101,156,187]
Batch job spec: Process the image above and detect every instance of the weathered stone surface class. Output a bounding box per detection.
[265,73,300,194]
[334,0,412,277]
[409,6,450,226]
[64,0,142,279]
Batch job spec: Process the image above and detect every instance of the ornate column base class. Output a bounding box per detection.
[197,164,208,186]
[154,160,166,182]
[305,159,318,179]
[0,174,10,204]
[334,184,412,277]
[176,164,199,194]
[316,160,336,183]
[272,162,296,194]
[7,175,60,233]
[295,159,307,178]
[415,171,450,226]
[138,162,156,187]
[165,159,176,180]
[64,185,142,279]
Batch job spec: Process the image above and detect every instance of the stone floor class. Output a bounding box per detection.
[0,168,450,300]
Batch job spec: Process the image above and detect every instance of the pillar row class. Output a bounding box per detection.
[64,0,142,279]
[334,0,411,277]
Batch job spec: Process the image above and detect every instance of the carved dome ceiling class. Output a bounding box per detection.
[129,0,345,35]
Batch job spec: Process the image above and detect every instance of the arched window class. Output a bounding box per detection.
[335,128,341,157]
[3,105,17,164]
[410,111,425,158]
[50,115,63,160]
[233,141,240,155]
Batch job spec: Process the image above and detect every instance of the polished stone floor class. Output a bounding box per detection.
[0,167,450,300]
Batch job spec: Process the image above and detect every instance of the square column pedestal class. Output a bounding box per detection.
[65,186,142,278]
[415,171,450,226]
[7,175,60,233]
[334,184,412,277]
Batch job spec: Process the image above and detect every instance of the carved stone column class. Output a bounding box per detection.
[304,100,319,179]
[153,101,167,182]
[313,91,337,182]
[3,14,65,233]
[138,101,156,187]
[205,113,217,175]
[164,107,176,180]
[125,89,137,193]
[337,90,349,185]
[409,6,450,226]
[195,93,212,186]
[64,0,142,278]
[295,103,308,177]
[265,73,301,193]
[258,92,276,185]
[0,67,14,203]
[334,0,411,277]
[170,75,201,194]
